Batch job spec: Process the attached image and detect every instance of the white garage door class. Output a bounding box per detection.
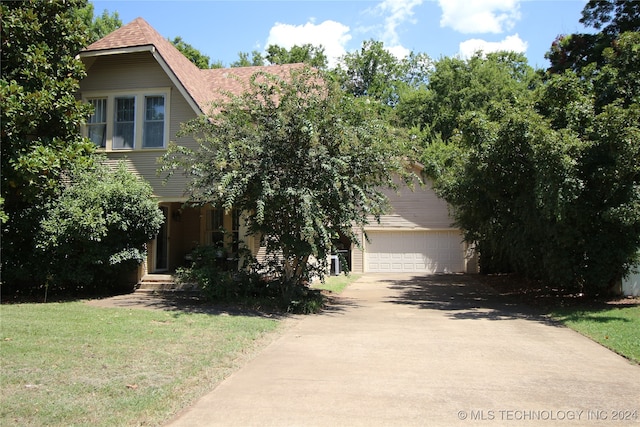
[365,231,465,273]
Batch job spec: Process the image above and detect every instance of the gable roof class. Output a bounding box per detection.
[80,17,303,115]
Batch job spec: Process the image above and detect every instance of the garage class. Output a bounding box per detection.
[365,230,466,273]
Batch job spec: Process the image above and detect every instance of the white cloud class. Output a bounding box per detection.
[438,0,521,34]
[375,0,424,46]
[265,20,351,67]
[458,33,528,58]
[386,44,411,60]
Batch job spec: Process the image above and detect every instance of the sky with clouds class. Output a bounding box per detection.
[92,0,590,69]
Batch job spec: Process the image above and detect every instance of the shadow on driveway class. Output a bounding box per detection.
[380,274,561,325]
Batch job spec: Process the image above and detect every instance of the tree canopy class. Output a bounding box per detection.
[413,2,639,295]
[162,67,411,295]
[1,0,161,296]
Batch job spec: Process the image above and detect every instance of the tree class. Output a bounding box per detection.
[79,4,122,44]
[546,0,640,74]
[161,67,411,297]
[1,1,163,296]
[415,34,639,295]
[38,161,164,292]
[231,50,265,67]
[171,36,214,69]
[1,0,96,288]
[265,44,328,68]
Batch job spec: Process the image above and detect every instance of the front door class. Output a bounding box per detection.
[155,206,169,271]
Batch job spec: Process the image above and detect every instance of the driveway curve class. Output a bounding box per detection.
[167,273,640,426]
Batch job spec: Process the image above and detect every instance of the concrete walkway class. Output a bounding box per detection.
[167,274,640,426]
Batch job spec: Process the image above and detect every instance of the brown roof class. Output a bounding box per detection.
[82,17,303,114]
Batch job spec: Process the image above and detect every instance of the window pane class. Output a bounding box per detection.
[114,122,134,149]
[143,122,164,147]
[145,96,164,121]
[116,97,135,121]
[114,97,135,149]
[87,98,107,147]
[143,96,165,148]
[88,124,106,147]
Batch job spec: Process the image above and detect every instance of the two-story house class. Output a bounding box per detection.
[78,18,475,284]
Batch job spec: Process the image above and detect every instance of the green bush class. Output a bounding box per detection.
[177,245,325,313]
[36,160,164,294]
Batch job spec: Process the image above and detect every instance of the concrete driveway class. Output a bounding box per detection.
[167,274,640,426]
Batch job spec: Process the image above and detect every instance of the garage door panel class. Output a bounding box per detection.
[365,231,464,273]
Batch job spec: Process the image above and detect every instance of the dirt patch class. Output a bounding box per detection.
[479,274,640,309]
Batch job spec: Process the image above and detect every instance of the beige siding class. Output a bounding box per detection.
[81,53,173,92]
[80,52,200,200]
[351,228,365,273]
[367,176,454,230]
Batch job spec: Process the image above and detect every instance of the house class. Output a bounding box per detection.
[78,18,475,283]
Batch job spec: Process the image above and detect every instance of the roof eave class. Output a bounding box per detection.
[77,44,203,116]
[78,44,155,58]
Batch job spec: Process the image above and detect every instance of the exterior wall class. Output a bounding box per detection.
[79,52,200,201]
[367,175,454,230]
[623,266,640,296]
[350,175,461,274]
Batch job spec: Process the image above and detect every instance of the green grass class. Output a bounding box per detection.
[0,302,280,426]
[549,305,640,364]
[313,273,361,294]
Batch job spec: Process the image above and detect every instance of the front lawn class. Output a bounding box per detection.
[549,304,640,364]
[0,301,280,426]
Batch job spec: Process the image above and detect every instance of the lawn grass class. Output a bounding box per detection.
[0,301,280,426]
[549,305,640,364]
[313,273,361,294]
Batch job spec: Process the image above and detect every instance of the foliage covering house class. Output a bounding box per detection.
[78,18,475,282]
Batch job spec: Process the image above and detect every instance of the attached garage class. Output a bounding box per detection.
[365,230,466,273]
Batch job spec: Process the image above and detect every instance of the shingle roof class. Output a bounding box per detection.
[82,17,303,114]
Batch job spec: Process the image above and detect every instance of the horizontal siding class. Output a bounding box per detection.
[81,52,201,199]
[81,52,173,92]
[367,176,454,230]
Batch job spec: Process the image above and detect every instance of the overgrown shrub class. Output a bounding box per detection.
[177,244,325,313]
[36,161,164,294]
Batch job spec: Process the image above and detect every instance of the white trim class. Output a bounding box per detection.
[78,45,155,59]
[82,88,171,152]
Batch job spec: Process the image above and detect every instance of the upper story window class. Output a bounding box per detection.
[83,89,170,151]
[143,96,165,148]
[87,98,107,147]
[114,96,136,149]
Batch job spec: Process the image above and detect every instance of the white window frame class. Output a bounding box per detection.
[82,88,170,151]
[87,98,107,148]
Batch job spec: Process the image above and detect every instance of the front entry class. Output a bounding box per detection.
[154,206,169,272]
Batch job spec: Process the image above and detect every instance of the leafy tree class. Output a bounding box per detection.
[417,29,639,294]
[1,1,163,296]
[398,51,537,142]
[38,161,164,292]
[162,67,411,298]
[1,0,96,289]
[78,4,122,44]
[546,0,640,74]
[171,36,214,69]
[334,40,402,105]
[266,44,328,68]
[231,50,265,67]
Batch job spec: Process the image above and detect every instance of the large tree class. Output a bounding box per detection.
[1,0,96,288]
[412,10,639,294]
[161,67,411,295]
[1,0,162,295]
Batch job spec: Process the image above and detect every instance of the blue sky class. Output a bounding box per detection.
[91,0,591,69]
